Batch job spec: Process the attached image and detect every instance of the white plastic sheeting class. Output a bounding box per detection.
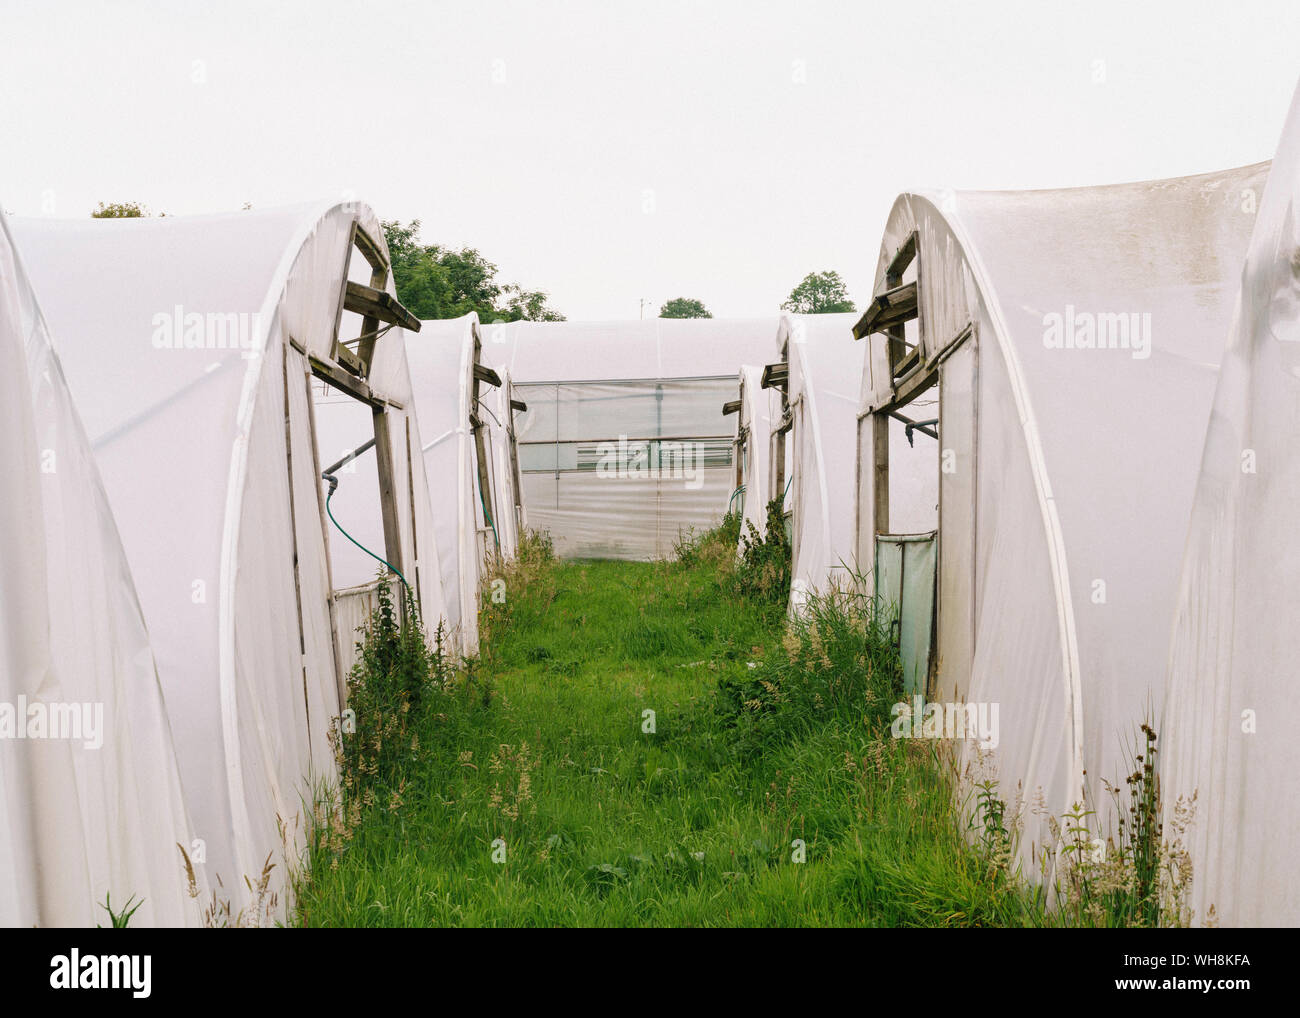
[733,364,776,545]
[1163,86,1300,928]
[858,162,1269,880]
[11,200,435,923]
[405,314,515,656]
[1,212,202,927]
[484,318,775,560]
[482,367,523,559]
[778,313,865,607]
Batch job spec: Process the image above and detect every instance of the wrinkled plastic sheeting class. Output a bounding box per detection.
[520,467,734,560]
[735,364,775,548]
[406,315,484,655]
[0,213,203,927]
[482,368,521,559]
[780,313,865,608]
[513,375,737,561]
[516,378,740,448]
[1163,83,1300,927]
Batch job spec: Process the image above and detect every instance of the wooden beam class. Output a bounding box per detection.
[892,363,938,409]
[472,419,497,550]
[887,231,918,279]
[355,248,391,373]
[344,280,421,332]
[892,342,923,381]
[761,362,789,390]
[280,344,312,772]
[371,409,405,579]
[299,349,345,708]
[328,222,358,369]
[882,257,907,378]
[852,281,918,339]
[872,412,890,537]
[473,363,503,388]
[722,398,742,416]
[404,416,422,612]
[307,354,401,412]
[310,354,379,407]
[507,387,525,522]
[352,225,388,273]
[334,343,366,378]
[772,427,785,500]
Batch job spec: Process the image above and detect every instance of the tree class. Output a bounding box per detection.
[501,286,566,322]
[431,245,506,321]
[91,201,148,218]
[658,297,712,319]
[381,219,564,322]
[781,271,855,314]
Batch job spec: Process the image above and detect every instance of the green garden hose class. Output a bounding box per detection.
[325,486,410,592]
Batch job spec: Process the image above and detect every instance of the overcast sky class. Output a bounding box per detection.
[2,0,1297,319]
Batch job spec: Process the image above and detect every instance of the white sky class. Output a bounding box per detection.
[2,0,1297,319]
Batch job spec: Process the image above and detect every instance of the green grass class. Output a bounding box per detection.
[291,526,1097,927]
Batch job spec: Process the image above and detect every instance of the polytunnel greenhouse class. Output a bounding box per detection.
[10,201,439,921]
[482,317,775,559]
[852,160,1269,882]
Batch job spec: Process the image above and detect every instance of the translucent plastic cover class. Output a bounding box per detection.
[484,318,776,559]
[10,201,443,922]
[1,212,202,926]
[861,160,1268,883]
[1163,83,1300,927]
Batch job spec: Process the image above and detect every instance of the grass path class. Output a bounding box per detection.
[294,537,1034,927]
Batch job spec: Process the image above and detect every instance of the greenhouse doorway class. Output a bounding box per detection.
[302,221,422,685]
[855,232,940,694]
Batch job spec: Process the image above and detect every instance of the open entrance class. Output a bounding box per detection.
[872,395,940,694]
[855,232,941,694]
[507,386,528,536]
[312,384,393,586]
[470,340,504,562]
[761,359,793,541]
[298,221,422,683]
